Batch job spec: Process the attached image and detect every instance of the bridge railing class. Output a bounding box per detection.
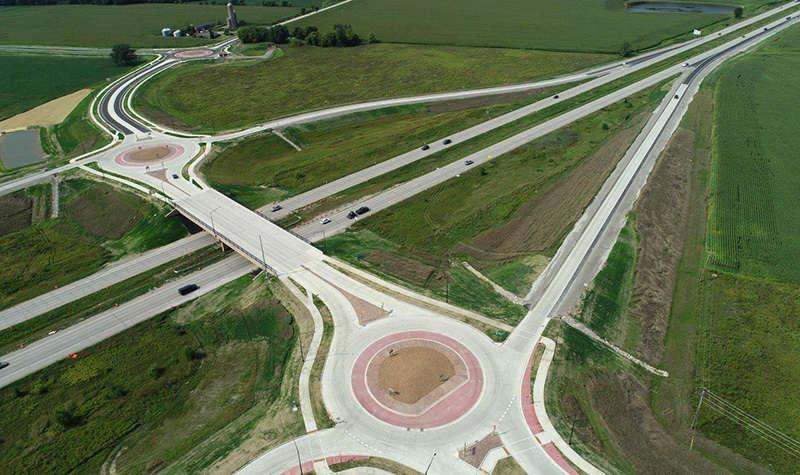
[172,202,279,276]
[255,210,313,245]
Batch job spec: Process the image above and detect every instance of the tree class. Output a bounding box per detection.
[734,6,744,18]
[320,30,337,47]
[53,403,82,430]
[110,44,137,66]
[238,25,267,43]
[182,23,196,36]
[368,32,378,44]
[619,40,634,57]
[306,30,321,46]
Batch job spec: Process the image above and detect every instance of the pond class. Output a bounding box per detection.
[627,2,736,14]
[0,129,45,169]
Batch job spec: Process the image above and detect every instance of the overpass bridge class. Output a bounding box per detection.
[171,189,323,276]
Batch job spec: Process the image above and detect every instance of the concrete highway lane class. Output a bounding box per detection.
[0,233,216,331]
[0,254,253,388]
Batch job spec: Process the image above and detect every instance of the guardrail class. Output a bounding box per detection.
[172,202,279,276]
[255,210,313,245]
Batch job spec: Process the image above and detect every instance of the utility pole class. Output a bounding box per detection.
[259,234,267,274]
[293,439,303,474]
[210,206,221,237]
[690,388,707,451]
[569,414,577,444]
[424,453,437,475]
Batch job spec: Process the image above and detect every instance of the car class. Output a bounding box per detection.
[179,283,199,296]
[347,211,357,219]
[356,206,370,215]
[553,95,560,99]
[321,218,331,225]
[788,16,793,20]
[764,27,769,31]
[682,62,690,67]
[0,361,9,370]
[48,330,58,335]
[442,139,452,145]
[674,94,680,99]
[172,173,179,179]
[421,144,430,151]
[67,353,78,359]
[271,205,283,212]
[465,160,474,166]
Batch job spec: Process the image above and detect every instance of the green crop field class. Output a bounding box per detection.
[134,43,612,132]
[0,176,187,310]
[685,27,800,473]
[0,53,134,121]
[0,4,298,48]
[707,31,800,284]
[202,94,554,209]
[0,276,302,475]
[293,0,737,53]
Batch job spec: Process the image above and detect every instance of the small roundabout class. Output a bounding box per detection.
[113,143,186,168]
[174,48,214,59]
[351,330,484,429]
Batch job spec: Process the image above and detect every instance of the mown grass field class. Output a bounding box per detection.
[294,0,734,53]
[0,4,298,48]
[0,276,303,475]
[0,54,133,122]
[0,176,187,310]
[202,94,553,209]
[134,43,612,132]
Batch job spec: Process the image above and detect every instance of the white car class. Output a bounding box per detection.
[321,218,331,225]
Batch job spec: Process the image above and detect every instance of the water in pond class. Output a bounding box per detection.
[627,2,736,14]
[0,129,45,169]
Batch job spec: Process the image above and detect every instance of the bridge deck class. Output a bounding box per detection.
[173,189,322,275]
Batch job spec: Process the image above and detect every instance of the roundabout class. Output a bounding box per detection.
[351,330,484,429]
[174,48,214,59]
[113,143,185,167]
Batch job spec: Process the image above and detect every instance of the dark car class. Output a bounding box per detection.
[172,173,179,179]
[421,144,430,151]
[553,95,560,99]
[0,361,9,370]
[347,211,357,219]
[356,206,370,215]
[442,139,452,145]
[179,284,199,296]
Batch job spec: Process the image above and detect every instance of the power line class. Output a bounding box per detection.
[696,389,800,459]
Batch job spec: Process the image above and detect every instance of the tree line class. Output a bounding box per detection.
[239,23,377,47]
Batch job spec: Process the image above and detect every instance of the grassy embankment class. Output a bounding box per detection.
[0,275,305,475]
[322,81,672,326]
[0,4,298,48]
[0,175,187,310]
[201,89,560,209]
[294,0,745,53]
[543,26,800,475]
[134,43,612,132]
